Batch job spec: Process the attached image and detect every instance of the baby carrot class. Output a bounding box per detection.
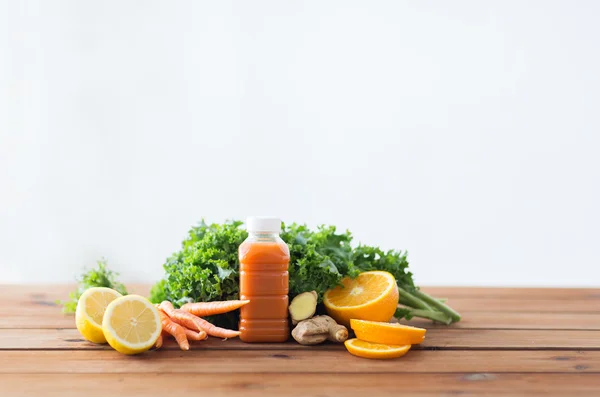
[154,333,163,349]
[159,301,205,332]
[184,328,208,341]
[158,309,190,351]
[160,301,241,339]
[188,315,241,339]
[181,300,250,317]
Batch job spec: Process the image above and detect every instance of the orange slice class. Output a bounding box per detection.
[344,338,411,359]
[323,271,399,326]
[350,319,426,345]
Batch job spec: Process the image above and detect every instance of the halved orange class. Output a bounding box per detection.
[351,319,426,345]
[323,271,399,326]
[344,338,411,359]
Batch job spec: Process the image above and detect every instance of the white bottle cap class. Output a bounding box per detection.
[246,216,282,233]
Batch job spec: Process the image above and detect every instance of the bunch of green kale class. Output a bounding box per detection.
[59,259,128,313]
[149,220,460,326]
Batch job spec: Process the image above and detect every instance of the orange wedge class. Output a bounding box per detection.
[344,338,411,359]
[350,319,426,345]
[323,271,399,326]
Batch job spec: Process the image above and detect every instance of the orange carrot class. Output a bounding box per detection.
[154,333,163,349]
[181,300,250,317]
[159,301,205,332]
[160,301,241,339]
[185,314,241,339]
[184,328,208,341]
[158,309,189,351]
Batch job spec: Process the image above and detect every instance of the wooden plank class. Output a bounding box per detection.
[0,308,75,329]
[3,284,599,304]
[439,298,600,313]
[422,286,600,300]
[2,285,599,329]
[0,308,597,331]
[402,312,600,330]
[0,350,597,374]
[3,373,600,397]
[3,309,599,330]
[1,328,599,350]
[4,284,599,302]
[0,284,150,300]
[0,284,149,329]
[416,329,600,350]
[1,306,600,331]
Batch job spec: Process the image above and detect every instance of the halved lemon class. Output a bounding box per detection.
[344,338,411,359]
[323,271,399,326]
[351,319,426,345]
[102,295,162,355]
[75,287,123,343]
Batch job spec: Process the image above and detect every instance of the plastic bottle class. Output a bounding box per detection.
[238,217,289,342]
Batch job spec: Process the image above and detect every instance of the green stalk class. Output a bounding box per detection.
[413,289,461,323]
[398,286,434,311]
[396,307,452,324]
[409,308,453,324]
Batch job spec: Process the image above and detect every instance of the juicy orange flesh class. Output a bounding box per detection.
[344,338,412,359]
[352,319,426,333]
[326,273,391,307]
[363,321,423,331]
[348,339,406,351]
[85,291,119,325]
[351,319,426,345]
[109,299,159,343]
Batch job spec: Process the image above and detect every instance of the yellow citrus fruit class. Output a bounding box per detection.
[102,295,162,355]
[344,338,411,359]
[350,319,426,345]
[75,287,123,343]
[323,271,399,326]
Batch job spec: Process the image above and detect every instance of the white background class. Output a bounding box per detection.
[1,1,599,286]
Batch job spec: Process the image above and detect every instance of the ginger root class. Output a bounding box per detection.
[291,315,348,345]
[288,291,318,325]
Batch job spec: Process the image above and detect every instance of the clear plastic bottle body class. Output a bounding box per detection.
[238,232,289,342]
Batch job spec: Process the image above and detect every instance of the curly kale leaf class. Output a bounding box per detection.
[151,219,460,326]
[157,220,246,307]
[282,223,359,300]
[59,259,128,313]
[352,245,414,290]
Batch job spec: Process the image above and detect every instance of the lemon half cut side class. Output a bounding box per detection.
[75,287,123,343]
[101,295,162,355]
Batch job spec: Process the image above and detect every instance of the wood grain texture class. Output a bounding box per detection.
[420,287,600,300]
[438,298,600,313]
[4,284,598,301]
[1,328,599,350]
[4,310,600,330]
[2,284,599,329]
[402,312,600,330]
[0,284,148,329]
[3,373,600,397]
[1,284,599,397]
[0,350,597,374]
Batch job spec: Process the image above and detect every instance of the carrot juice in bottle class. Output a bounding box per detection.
[238,217,289,342]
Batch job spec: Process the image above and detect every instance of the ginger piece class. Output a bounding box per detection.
[289,291,318,325]
[291,315,348,345]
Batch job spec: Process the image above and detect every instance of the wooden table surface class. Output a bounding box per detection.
[1,285,599,397]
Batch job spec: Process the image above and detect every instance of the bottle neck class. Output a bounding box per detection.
[248,231,279,241]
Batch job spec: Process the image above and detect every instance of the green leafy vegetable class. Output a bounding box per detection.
[58,259,128,313]
[283,223,358,301]
[151,219,461,326]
